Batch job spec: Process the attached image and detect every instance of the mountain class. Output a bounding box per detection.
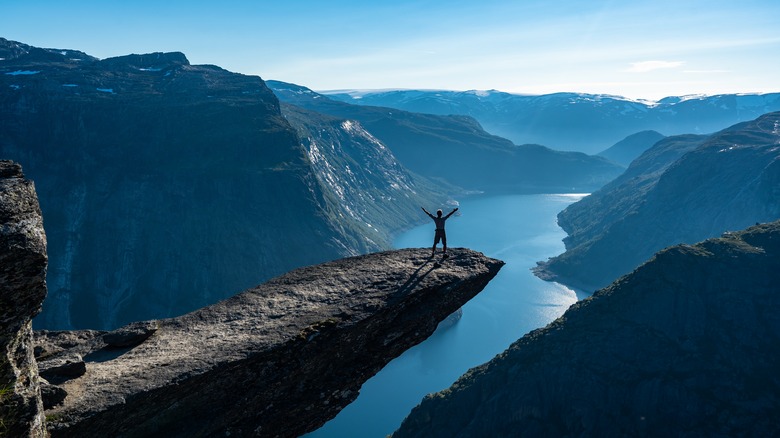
[597,130,666,166]
[268,81,623,193]
[0,38,450,330]
[395,220,780,437]
[535,111,780,291]
[279,103,457,247]
[324,89,780,154]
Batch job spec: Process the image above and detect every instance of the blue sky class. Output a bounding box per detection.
[2,0,778,100]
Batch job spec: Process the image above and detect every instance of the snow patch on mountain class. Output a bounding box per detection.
[5,70,40,75]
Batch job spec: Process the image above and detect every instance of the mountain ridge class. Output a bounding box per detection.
[535,111,780,291]
[322,88,780,153]
[597,130,666,166]
[268,80,623,193]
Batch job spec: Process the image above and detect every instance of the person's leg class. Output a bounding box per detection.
[432,233,439,257]
[442,232,448,255]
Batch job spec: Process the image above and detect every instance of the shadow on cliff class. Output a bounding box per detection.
[83,345,134,364]
[397,256,448,295]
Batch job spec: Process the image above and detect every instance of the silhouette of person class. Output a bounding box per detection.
[422,206,458,258]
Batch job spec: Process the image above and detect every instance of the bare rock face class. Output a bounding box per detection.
[0,160,48,437]
[40,248,503,437]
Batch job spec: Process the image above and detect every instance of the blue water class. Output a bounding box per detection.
[306,193,588,437]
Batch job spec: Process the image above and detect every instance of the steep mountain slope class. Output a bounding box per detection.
[0,39,449,330]
[597,130,666,166]
[536,112,780,290]
[269,81,623,193]
[280,104,457,247]
[395,221,780,437]
[325,89,780,154]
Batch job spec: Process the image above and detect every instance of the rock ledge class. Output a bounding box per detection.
[41,248,503,437]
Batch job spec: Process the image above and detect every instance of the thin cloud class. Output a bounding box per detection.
[625,60,684,73]
[683,69,730,74]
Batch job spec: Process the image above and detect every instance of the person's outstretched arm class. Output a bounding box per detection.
[444,207,459,219]
[421,207,435,219]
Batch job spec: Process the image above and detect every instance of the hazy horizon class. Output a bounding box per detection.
[3,0,779,101]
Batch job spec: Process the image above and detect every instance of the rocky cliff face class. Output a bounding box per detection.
[280,103,459,249]
[35,248,503,437]
[395,221,780,437]
[0,38,451,330]
[268,81,623,193]
[0,161,47,437]
[536,111,780,291]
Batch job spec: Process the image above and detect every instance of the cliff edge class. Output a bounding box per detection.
[38,248,503,437]
[396,221,780,437]
[0,160,48,437]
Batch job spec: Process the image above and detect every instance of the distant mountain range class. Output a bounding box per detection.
[535,111,780,291]
[323,89,780,154]
[395,220,780,437]
[268,81,623,193]
[0,38,450,329]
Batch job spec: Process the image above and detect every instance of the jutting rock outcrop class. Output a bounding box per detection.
[0,160,47,437]
[395,221,780,437]
[39,248,503,437]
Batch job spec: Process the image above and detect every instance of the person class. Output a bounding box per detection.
[422,206,458,258]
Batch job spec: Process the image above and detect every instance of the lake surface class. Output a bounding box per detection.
[306,193,588,437]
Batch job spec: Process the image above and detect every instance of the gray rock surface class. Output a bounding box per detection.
[37,354,86,383]
[101,321,159,348]
[395,221,780,437]
[39,379,67,410]
[0,160,47,437]
[41,248,503,437]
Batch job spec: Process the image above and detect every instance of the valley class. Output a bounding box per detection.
[2,33,779,438]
